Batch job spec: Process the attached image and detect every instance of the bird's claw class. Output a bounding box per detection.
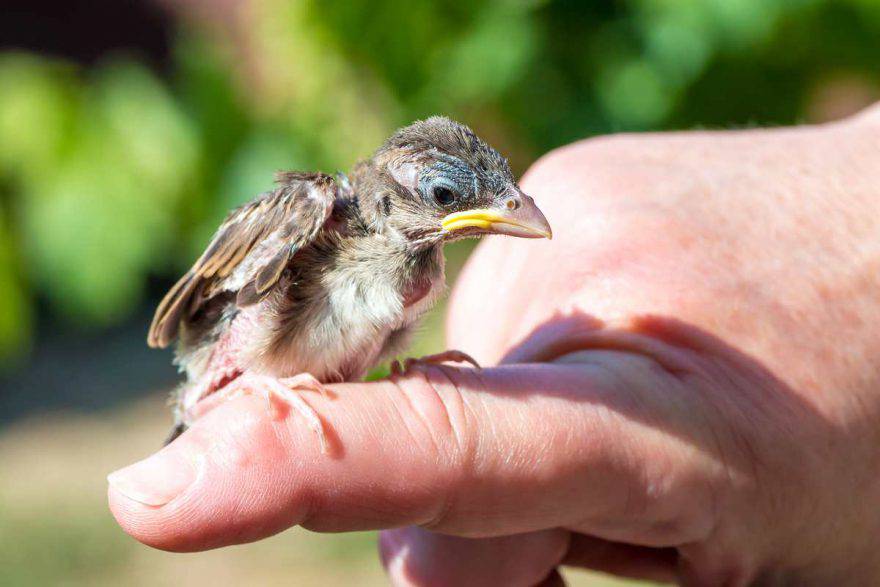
[215,372,330,454]
[390,350,481,376]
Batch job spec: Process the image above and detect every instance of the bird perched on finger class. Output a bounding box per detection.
[149,116,552,448]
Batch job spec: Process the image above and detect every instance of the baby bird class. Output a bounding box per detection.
[149,116,552,447]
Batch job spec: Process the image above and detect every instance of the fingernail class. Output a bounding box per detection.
[107,450,199,507]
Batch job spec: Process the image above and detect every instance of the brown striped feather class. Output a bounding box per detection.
[147,173,337,348]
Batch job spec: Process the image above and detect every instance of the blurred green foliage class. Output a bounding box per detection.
[1,0,879,362]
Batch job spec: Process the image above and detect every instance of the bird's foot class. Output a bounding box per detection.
[390,350,481,375]
[199,372,330,453]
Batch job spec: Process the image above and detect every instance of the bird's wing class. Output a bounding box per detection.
[148,172,338,348]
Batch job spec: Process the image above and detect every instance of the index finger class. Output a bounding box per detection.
[108,354,716,552]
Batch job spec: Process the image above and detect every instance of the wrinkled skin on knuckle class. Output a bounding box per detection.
[540,318,824,572]
[561,347,733,546]
[388,368,479,528]
[567,331,822,585]
[391,368,476,464]
[664,327,880,580]
[610,316,867,582]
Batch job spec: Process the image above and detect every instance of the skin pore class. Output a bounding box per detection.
[109,105,880,585]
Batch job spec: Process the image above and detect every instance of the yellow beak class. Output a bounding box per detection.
[441,194,552,239]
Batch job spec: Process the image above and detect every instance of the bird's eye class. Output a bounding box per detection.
[432,186,457,206]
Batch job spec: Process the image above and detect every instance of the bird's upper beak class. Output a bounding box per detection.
[440,192,552,239]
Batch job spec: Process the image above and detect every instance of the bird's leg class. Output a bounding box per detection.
[391,350,481,375]
[193,372,330,453]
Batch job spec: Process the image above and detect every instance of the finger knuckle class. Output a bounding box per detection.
[391,367,479,528]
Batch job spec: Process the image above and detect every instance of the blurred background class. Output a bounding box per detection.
[1,0,879,585]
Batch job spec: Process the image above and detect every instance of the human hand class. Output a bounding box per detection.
[109,105,880,585]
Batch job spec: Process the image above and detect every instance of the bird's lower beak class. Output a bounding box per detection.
[441,194,552,239]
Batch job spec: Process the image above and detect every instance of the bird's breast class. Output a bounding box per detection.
[245,242,445,381]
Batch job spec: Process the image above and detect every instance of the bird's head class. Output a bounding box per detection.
[367,116,552,247]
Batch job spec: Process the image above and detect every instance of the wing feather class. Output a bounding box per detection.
[147,172,337,348]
